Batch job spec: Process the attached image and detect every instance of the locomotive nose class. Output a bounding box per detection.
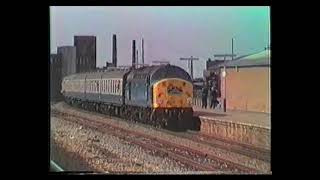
[152,78,193,109]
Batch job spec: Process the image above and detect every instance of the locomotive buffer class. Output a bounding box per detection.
[179,56,199,80]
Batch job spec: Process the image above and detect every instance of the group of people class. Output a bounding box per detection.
[201,74,219,109]
[201,84,218,109]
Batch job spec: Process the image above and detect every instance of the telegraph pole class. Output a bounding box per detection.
[232,38,234,60]
[179,56,199,80]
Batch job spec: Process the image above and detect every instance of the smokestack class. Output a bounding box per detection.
[142,38,144,65]
[112,34,117,67]
[132,40,136,68]
[136,50,139,67]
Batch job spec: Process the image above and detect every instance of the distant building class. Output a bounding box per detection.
[204,59,227,77]
[50,54,63,100]
[106,61,115,68]
[219,49,271,113]
[74,36,97,73]
[57,46,77,78]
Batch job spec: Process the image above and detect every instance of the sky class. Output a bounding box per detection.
[50,6,270,78]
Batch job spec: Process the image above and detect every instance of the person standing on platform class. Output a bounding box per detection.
[201,84,208,109]
[209,74,218,109]
[209,86,218,109]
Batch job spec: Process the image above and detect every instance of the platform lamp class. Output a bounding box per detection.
[222,66,227,112]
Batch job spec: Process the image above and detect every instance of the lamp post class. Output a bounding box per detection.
[222,66,227,112]
[232,38,234,60]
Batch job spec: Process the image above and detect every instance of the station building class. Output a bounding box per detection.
[219,49,271,113]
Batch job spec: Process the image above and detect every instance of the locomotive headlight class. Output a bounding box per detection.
[187,97,192,105]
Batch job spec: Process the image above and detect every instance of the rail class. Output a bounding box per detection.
[50,160,64,172]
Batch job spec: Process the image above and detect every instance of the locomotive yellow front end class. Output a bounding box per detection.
[151,78,194,130]
[153,78,193,108]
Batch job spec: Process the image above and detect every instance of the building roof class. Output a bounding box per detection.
[219,49,271,68]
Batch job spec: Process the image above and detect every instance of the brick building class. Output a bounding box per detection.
[74,36,96,73]
[50,54,63,100]
[57,46,77,78]
[219,49,271,113]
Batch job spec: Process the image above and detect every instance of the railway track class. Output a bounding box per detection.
[51,109,262,174]
[54,102,270,162]
[188,132,270,162]
[160,130,270,162]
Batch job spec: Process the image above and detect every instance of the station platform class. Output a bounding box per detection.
[193,106,271,150]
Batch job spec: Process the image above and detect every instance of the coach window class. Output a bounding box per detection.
[109,80,112,94]
[106,80,108,93]
[108,80,112,94]
[116,80,118,94]
[103,80,105,92]
[117,81,119,94]
[112,80,114,94]
[113,80,115,94]
[106,80,109,93]
[107,80,109,93]
[115,80,117,94]
[110,80,112,94]
[111,80,113,94]
[110,80,112,93]
[96,81,98,93]
[114,80,117,94]
[112,80,114,91]
[112,80,114,93]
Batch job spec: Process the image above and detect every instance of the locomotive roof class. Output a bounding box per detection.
[127,64,192,83]
[62,65,191,83]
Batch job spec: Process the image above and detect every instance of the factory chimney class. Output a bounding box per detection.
[136,50,139,67]
[112,34,117,67]
[142,38,144,65]
[132,40,136,68]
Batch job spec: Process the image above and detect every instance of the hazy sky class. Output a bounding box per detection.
[50,6,270,78]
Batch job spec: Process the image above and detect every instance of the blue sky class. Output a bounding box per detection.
[50,6,270,78]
